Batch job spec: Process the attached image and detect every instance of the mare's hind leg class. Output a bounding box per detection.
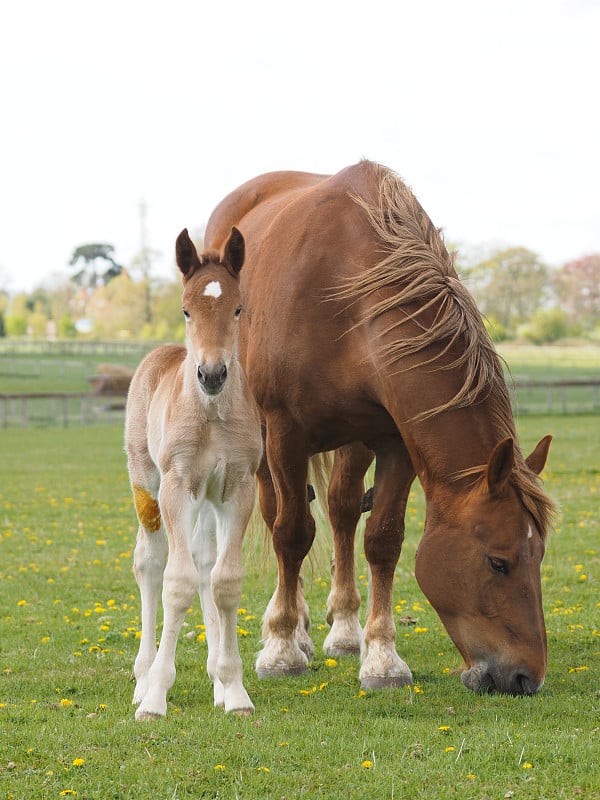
[130,473,168,706]
[256,418,315,678]
[324,443,374,657]
[360,438,415,689]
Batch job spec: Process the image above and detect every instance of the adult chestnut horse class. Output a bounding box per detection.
[204,160,555,695]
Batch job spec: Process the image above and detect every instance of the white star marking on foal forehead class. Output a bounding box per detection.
[527,525,533,539]
[203,280,222,298]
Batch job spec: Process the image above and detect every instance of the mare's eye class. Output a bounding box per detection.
[234,306,242,319]
[488,556,509,575]
[183,309,190,320]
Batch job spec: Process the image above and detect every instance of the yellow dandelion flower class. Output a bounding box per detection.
[445,746,455,752]
[72,758,85,767]
[60,698,73,707]
[325,658,338,667]
[523,762,533,769]
[361,760,373,769]
[438,725,450,732]
[257,766,270,773]
[214,764,226,771]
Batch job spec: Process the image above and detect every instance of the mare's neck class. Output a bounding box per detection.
[403,401,515,493]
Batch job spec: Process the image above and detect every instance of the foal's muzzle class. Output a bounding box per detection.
[197,363,227,395]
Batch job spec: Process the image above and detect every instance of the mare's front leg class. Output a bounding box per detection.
[360,438,415,689]
[136,473,199,720]
[324,442,374,656]
[256,417,315,678]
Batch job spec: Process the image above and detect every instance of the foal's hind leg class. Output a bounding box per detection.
[136,477,199,720]
[324,443,374,657]
[360,439,415,689]
[256,420,315,678]
[131,481,168,706]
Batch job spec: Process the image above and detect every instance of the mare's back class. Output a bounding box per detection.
[204,163,389,439]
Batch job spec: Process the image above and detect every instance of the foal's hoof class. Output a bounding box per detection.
[231,707,254,717]
[135,709,164,722]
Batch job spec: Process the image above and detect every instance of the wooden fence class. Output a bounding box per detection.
[0,392,127,428]
[1,378,599,428]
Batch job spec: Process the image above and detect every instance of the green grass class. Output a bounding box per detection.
[0,418,599,799]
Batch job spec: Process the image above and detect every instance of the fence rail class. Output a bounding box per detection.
[1,378,599,428]
[0,392,127,428]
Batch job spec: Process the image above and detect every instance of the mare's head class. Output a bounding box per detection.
[175,227,244,396]
[415,435,553,695]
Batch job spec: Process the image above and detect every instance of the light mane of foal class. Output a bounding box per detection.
[126,227,262,720]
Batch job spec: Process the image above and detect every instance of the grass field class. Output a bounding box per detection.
[0,415,599,799]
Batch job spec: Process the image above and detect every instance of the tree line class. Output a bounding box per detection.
[0,242,599,344]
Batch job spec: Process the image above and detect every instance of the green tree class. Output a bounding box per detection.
[461,247,552,334]
[86,272,148,338]
[520,307,569,344]
[69,243,123,288]
[556,254,600,331]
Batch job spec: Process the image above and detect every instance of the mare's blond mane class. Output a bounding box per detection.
[340,162,555,537]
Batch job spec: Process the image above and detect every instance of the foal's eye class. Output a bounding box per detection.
[183,309,190,320]
[234,306,242,319]
[488,556,509,575]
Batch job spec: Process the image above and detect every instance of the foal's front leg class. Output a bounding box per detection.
[209,474,256,713]
[136,476,198,720]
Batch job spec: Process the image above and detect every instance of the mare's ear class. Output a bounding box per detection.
[223,227,245,274]
[175,228,201,278]
[486,437,514,497]
[525,434,552,475]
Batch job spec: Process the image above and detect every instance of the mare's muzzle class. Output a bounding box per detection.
[461,662,543,696]
[197,363,227,395]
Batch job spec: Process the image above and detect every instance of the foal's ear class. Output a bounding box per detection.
[525,434,552,476]
[486,437,514,497]
[223,226,245,275]
[175,228,201,277]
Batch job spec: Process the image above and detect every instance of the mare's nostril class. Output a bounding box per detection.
[197,366,206,385]
[513,671,535,696]
[220,365,227,384]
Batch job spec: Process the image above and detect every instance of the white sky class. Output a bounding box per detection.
[1,0,598,293]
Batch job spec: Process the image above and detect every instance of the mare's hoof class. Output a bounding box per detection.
[325,643,361,657]
[256,661,307,679]
[360,673,413,690]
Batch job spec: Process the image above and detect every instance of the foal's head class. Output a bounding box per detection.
[175,227,245,396]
